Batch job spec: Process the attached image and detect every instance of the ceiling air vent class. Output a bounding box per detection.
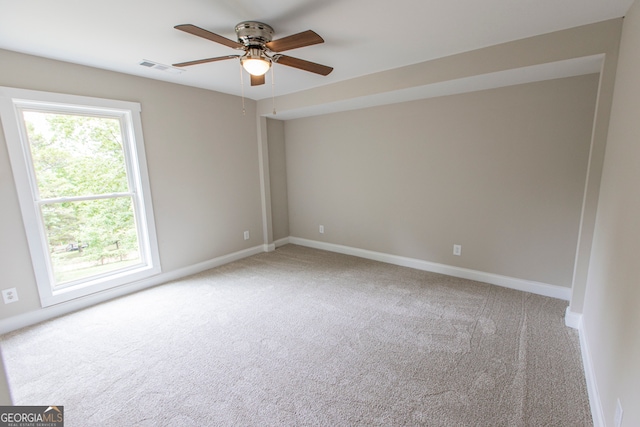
[139,60,184,74]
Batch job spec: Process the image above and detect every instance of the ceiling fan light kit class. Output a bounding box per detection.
[241,48,271,76]
[172,20,333,86]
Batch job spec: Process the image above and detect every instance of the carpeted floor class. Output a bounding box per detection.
[1,244,592,426]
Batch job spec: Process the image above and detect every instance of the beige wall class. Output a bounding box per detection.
[285,75,598,287]
[260,20,622,312]
[582,0,640,425]
[266,119,289,241]
[0,49,263,322]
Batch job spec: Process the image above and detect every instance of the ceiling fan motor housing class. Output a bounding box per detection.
[235,21,274,48]
[172,21,333,83]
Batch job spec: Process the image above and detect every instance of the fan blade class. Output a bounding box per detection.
[275,55,333,76]
[172,55,239,67]
[175,24,244,50]
[251,74,265,86]
[266,30,324,52]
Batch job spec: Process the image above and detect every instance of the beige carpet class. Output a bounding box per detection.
[1,244,591,426]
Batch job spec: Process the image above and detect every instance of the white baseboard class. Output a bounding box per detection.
[274,237,290,248]
[564,306,601,426]
[288,237,571,300]
[2,237,570,335]
[578,320,604,427]
[564,306,582,329]
[0,244,266,335]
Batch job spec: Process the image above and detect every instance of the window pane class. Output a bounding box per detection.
[23,111,129,199]
[41,197,141,286]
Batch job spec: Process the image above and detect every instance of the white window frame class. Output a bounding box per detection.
[0,87,161,307]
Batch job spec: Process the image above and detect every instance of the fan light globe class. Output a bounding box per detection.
[242,57,271,76]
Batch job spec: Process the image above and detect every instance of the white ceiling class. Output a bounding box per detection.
[0,0,633,101]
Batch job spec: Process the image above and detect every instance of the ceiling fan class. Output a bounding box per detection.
[172,21,333,86]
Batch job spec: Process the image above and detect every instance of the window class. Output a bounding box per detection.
[0,87,160,307]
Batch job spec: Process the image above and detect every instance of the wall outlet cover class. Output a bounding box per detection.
[2,287,19,304]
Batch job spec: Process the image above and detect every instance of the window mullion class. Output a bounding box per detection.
[37,192,134,205]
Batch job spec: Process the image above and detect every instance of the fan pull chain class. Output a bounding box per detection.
[271,64,276,115]
[239,59,246,115]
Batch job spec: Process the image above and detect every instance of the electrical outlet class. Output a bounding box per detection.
[453,244,462,256]
[319,225,324,234]
[614,399,623,427]
[2,288,18,304]
[243,230,250,240]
